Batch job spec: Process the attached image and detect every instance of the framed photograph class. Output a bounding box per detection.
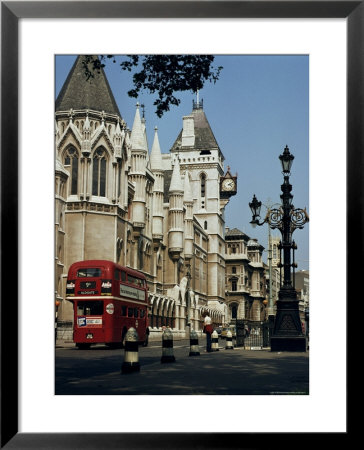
[1,1,357,447]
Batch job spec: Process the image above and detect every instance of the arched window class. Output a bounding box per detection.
[231,304,237,319]
[232,279,237,291]
[200,173,206,197]
[92,147,107,197]
[64,146,79,195]
[232,266,236,274]
[204,220,208,230]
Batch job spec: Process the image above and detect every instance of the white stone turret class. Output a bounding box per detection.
[183,171,194,259]
[168,156,184,261]
[150,127,164,241]
[130,103,148,230]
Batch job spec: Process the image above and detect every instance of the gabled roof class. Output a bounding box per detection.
[56,56,121,116]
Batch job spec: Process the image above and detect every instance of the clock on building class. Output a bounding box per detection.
[220,167,237,198]
[222,178,236,191]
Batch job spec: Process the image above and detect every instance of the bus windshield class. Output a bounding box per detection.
[77,268,102,278]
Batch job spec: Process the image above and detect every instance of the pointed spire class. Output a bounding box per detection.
[183,171,193,202]
[56,55,121,116]
[141,114,150,166]
[114,120,123,159]
[83,113,91,132]
[114,120,122,137]
[150,127,164,171]
[81,113,91,154]
[169,155,183,193]
[142,117,149,151]
[130,103,147,151]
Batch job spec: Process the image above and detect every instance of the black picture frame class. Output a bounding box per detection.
[1,1,356,448]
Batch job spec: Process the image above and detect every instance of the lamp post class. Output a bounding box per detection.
[249,145,309,351]
[185,265,192,331]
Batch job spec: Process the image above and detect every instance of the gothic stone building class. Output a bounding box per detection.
[55,56,240,339]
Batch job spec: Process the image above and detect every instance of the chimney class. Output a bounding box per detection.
[181,115,195,147]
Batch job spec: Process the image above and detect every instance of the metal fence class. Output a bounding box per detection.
[234,319,273,349]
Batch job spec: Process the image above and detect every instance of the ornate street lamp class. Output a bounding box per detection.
[249,145,309,351]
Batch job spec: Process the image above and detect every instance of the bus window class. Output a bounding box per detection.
[77,268,101,278]
[77,301,103,315]
[140,310,145,318]
[121,306,127,316]
[128,274,144,287]
[114,269,120,280]
[134,308,139,318]
[128,308,133,318]
[121,271,127,282]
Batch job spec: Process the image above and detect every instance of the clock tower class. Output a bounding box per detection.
[169,98,238,304]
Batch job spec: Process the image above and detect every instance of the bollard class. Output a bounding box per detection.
[121,327,140,374]
[161,327,176,363]
[211,330,219,352]
[225,330,234,350]
[189,329,200,356]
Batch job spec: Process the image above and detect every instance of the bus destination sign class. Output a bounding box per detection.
[120,284,145,301]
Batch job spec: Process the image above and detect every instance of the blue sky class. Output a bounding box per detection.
[55,55,309,271]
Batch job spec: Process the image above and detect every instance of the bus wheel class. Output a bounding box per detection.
[76,343,91,349]
[142,335,149,347]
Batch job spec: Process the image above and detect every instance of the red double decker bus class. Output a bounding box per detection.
[66,260,149,349]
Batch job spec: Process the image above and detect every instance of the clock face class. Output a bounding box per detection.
[222,178,235,191]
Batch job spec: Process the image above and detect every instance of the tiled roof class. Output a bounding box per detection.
[225,228,250,239]
[170,106,220,151]
[56,56,121,116]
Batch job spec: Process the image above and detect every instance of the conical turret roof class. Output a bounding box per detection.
[150,127,164,171]
[130,103,148,151]
[169,156,183,192]
[56,55,121,116]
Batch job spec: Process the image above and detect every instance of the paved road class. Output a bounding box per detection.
[55,339,309,395]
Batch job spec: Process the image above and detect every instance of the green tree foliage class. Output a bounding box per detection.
[82,55,223,117]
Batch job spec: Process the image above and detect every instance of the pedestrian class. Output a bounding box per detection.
[202,311,213,352]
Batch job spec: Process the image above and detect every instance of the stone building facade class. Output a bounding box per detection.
[224,228,267,323]
[55,56,239,339]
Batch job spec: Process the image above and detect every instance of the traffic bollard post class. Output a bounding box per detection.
[161,327,176,363]
[121,327,140,374]
[211,330,219,351]
[189,329,200,356]
[225,330,234,350]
